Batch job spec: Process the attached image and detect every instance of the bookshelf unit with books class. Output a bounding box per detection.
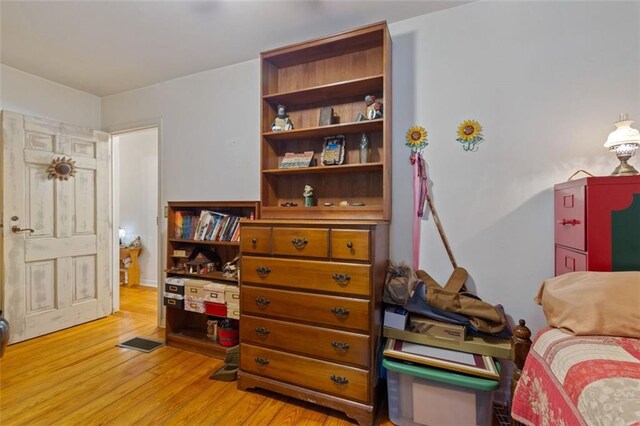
[165,201,259,358]
[259,21,391,220]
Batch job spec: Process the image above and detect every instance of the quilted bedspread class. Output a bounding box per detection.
[512,328,640,426]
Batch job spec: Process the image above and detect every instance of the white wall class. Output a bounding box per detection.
[389,1,639,333]
[0,64,101,129]
[102,1,640,334]
[102,59,260,202]
[117,128,159,286]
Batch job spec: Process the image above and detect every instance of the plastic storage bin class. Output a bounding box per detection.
[383,357,499,426]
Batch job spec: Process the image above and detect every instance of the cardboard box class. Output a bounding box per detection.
[384,306,408,330]
[226,302,240,320]
[224,285,240,304]
[409,315,466,342]
[185,295,205,313]
[163,292,184,310]
[204,282,227,302]
[184,279,208,299]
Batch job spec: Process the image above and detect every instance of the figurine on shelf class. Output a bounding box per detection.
[129,236,141,248]
[303,185,314,207]
[272,104,294,131]
[359,133,369,164]
[365,95,383,120]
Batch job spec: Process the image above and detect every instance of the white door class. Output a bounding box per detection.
[1,111,112,343]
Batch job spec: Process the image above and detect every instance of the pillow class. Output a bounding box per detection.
[535,271,640,338]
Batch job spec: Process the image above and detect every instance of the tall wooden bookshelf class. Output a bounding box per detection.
[239,22,391,425]
[260,22,392,220]
[164,201,259,358]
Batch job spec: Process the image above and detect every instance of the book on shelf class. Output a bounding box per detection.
[189,210,245,242]
[175,212,199,239]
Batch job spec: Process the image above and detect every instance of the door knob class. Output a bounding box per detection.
[11,226,34,234]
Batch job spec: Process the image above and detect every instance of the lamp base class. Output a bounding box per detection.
[610,160,639,176]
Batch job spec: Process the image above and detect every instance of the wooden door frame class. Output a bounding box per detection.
[104,119,164,328]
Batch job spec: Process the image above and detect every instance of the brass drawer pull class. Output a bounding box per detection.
[346,241,353,249]
[331,341,350,352]
[331,307,349,318]
[255,296,270,307]
[251,237,257,246]
[254,356,269,366]
[291,238,308,249]
[332,273,351,286]
[255,327,270,337]
[256,266,271,277]
[330,375,349,385]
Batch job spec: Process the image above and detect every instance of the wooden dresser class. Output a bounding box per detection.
[554,175,640,275]
[238,220,388,425]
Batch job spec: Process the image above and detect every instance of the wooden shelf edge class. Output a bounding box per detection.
[165,270,238,283]
[169,238,240,246]
[382,327,512,360]
[263,162,383,175]
[263,75,383,106]
[262,119,383,141]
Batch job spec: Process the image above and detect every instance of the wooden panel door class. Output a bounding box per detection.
[1,111,112,343]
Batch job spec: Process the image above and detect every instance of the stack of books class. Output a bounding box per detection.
[193,210,244,242]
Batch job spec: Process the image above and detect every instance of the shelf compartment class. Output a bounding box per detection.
[263,75,383,107]
[262,23,385,69]
[165,329,235,359]
[261,205,385,220]
[262,119,383,142]
[263,162,383,176]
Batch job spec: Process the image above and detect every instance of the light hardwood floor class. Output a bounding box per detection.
[0,286,393,425]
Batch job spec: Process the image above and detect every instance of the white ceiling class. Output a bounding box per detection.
[1,1,468,97]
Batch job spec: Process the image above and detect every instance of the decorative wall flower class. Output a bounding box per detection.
[46,157,77,180]
[456,119,484,152]
[405,125,428,155]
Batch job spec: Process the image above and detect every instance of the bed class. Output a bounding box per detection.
[510,271,640,426]
[512,328,640,425]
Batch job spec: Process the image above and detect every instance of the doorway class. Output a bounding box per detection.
[112,127,159,315]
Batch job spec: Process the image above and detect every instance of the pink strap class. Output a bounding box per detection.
[412,154,429,270]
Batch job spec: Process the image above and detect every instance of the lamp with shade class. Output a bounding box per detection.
[604,113,640,176]
[119,228,126,246]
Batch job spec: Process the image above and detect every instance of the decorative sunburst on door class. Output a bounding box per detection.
[47,156,77,180]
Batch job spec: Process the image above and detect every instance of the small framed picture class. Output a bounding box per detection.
[321,135,345,166]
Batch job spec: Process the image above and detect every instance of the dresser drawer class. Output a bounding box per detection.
[272,227,329,258]
[241,343,369,403]
[241,286,370,332]
[554,186,586,251]
[241,315,370,368]
[555,246,587,276]
[241,226,271,255]
[331,230,370,262]
[242,256,370,296]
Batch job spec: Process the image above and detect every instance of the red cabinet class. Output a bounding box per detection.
[554,175,640,276]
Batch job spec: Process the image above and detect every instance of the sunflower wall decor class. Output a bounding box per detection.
[456,119,484,152]
[405,125,428,162]
[47,156,77,180]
